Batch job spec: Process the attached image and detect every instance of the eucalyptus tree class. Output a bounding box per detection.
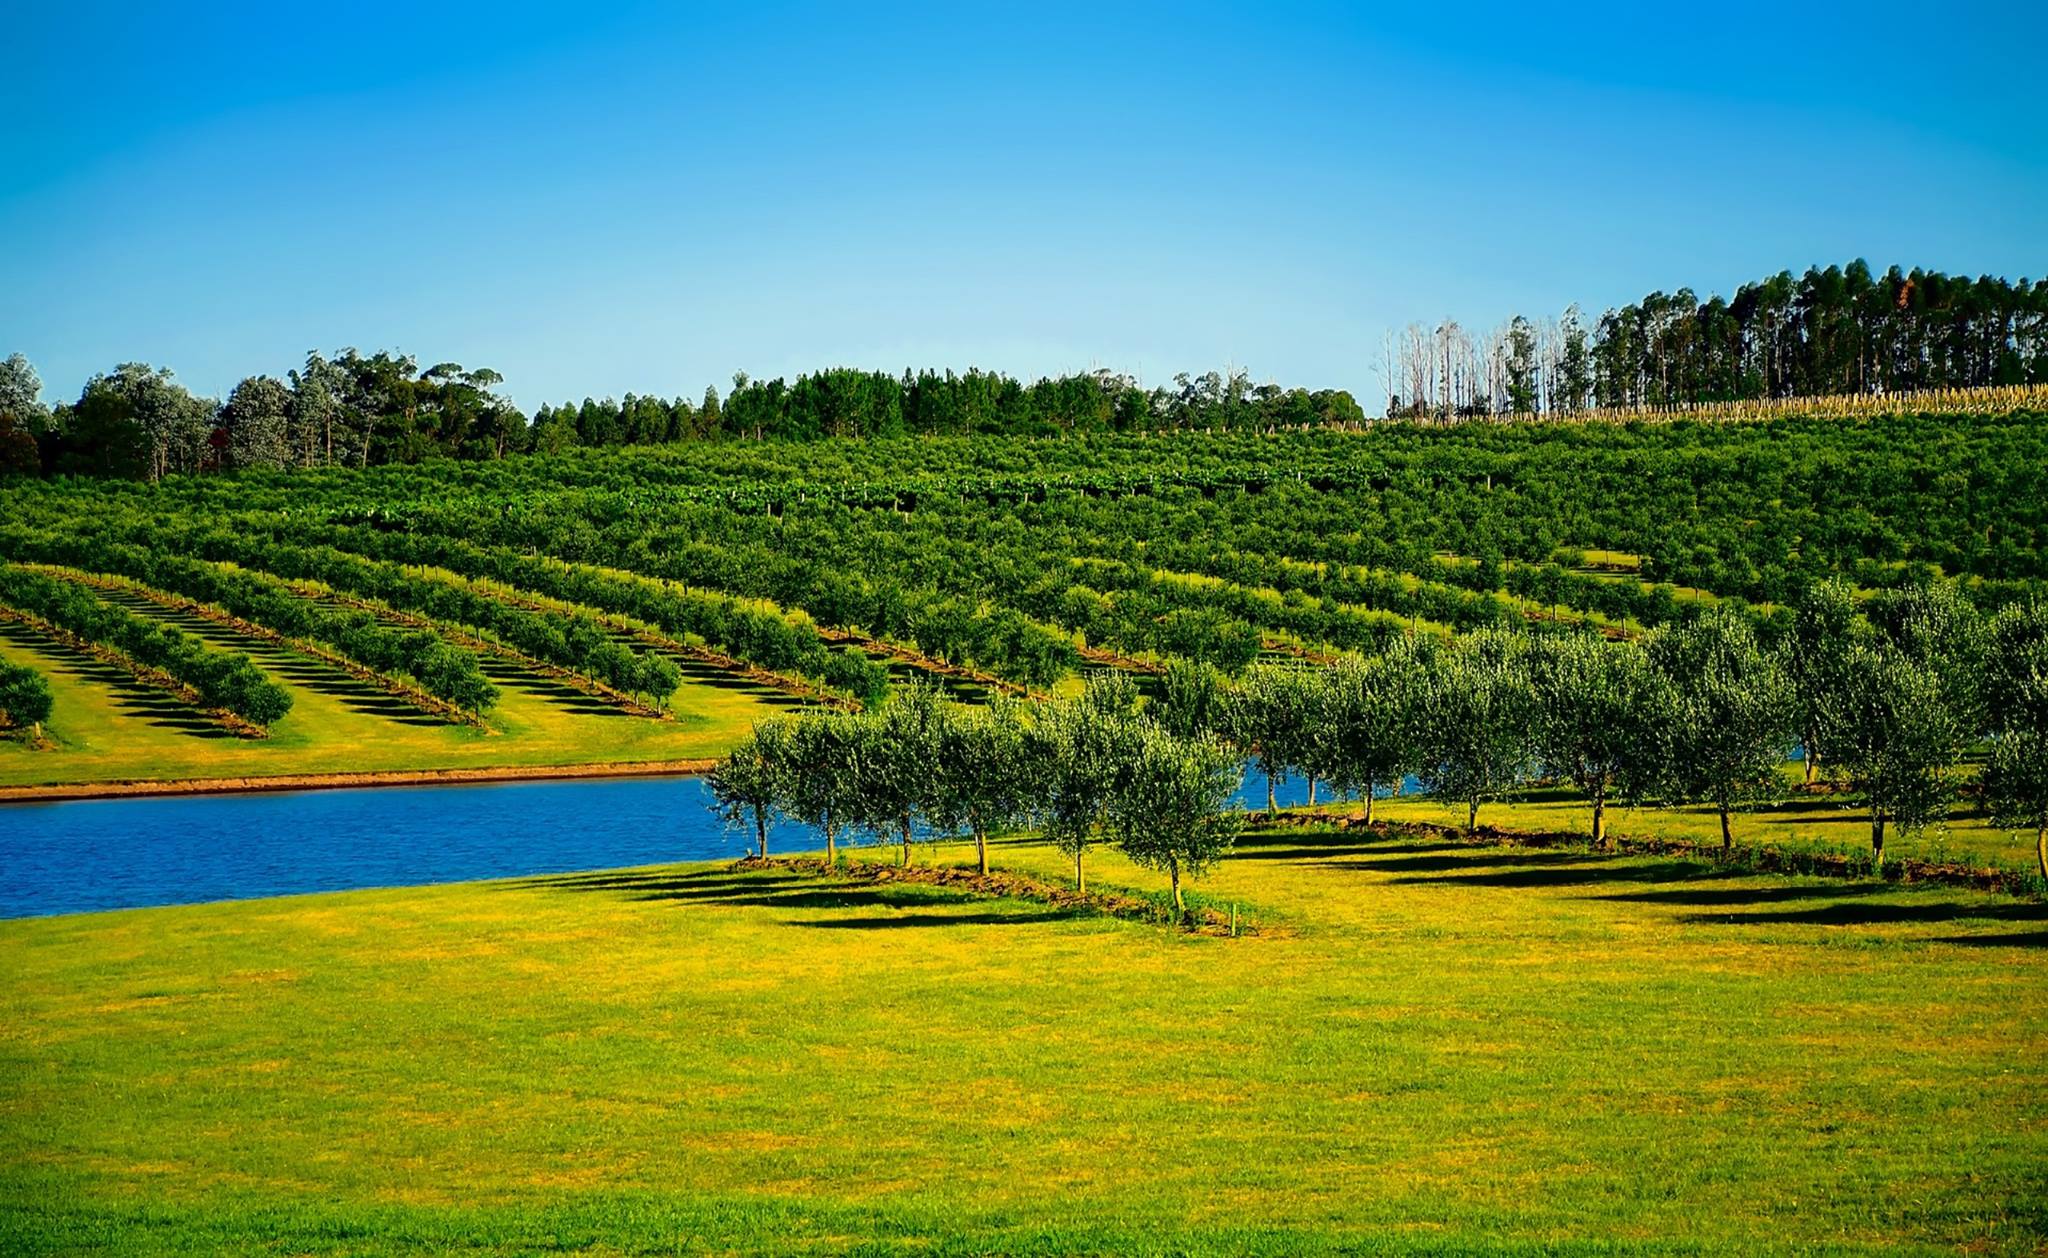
[1108,726,1244,917]
[1035,674,1142,892]
[1788,579,1859,785]
[933,697,1035,875]
[707,719,794,860]
[1648,609,1792,849]
[1324,636,1433,825]
[1530,634,1672,848]
[1980,602,2048,880]
[220,376,295,471]
[0,662,53,741]
[1422,628,1536,836]
[778,711,867,865]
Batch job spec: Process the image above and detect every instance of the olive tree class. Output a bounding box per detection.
[933,697,1034,875]
[1817,644,1965,868]
[707,719,793,859]
[863,680,948,866]
[779,712,866,865]
[1151,658,1229,739]
[1034,674,1141,892]
[1108,726,1244,917]
[1228,664,1320,811]
[1788,579,1858,786]
[1529,634,1671,848]
[1981,602,2048,880]
[1323,637,1432,825]
[1421,628,1536,836]
[1648,609,1792,850]
[0,662,53,741]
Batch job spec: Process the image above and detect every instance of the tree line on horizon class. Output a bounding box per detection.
[1386,260,2048,419]
[2,259,2043,480]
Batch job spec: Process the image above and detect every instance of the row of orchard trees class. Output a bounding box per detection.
[710,678,1244,913]
[1210,584,2048,874]
[0,566,293,729]
[716,585,2048,885]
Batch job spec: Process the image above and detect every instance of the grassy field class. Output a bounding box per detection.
[0,612,784,788]
[2,827,2042,1255]
[1362,781,2045,879]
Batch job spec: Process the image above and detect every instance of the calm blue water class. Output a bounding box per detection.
[0,766,1357,919]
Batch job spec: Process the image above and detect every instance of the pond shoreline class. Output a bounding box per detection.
[0,759,719,806]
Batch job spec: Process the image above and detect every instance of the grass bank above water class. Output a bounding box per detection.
[2,827,2042,1255]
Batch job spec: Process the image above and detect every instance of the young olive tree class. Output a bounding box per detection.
[1789,579,1859,786]
[1422,628,1536,836]
[0,662,53,741]
[1530,634,1671,848]
[1035,675,1142,892]
[933,697,1035,875]
[1151,658,1229,740]
[1980,602,2048,880]
[1228,664,1319,811]
[779,711,866,865]
[1323,636,1432,825]
[863,680,947,866]
[1108,726,1244,917]
[1648,609,1792,850]
[707,718,793,859]
[1819,643,1967,868]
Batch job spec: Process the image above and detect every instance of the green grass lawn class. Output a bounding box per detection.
[2,828,2041,1255]
[0,615,785,788]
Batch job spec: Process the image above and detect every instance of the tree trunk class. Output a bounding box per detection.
[1363,780,1375,826]
[1803,744,1817,787]
[824,820,837,865]
[1466,798,1479,837]
[1169,856,1183,916]
[1307,776,1317,807]
[1871,809,1886,869]
[974,825,988,876]
[1592,786,1606,850]
[755,806,767,860]
[1075,847,1085,893]
[1266,774,1277,814]
[2036,823,2046,884]
[1719,802,1731,851]
[900,813,912,867]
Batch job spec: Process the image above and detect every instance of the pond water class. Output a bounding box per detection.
[0,767,1361,919]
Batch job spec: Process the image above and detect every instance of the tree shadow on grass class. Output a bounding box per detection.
[1676,900,2048,929]
[1227,832,1476,864]
[1388,857,1746,890]
[519,869,807,895]
[788,908,1087,930]
[1925,930,2048,949]
[515,865,1076,927]
[1589,882,1891,908]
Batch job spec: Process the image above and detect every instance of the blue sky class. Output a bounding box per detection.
[6,1,2044,410]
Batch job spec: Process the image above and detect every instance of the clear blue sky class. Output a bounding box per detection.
[6,1,2044,410]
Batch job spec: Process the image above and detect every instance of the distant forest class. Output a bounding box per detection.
[1,260,2043,480]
